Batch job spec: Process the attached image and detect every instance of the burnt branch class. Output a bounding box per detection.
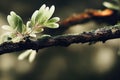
[0,25,120,55]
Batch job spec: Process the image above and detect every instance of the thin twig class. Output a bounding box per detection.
[0,25,120,55]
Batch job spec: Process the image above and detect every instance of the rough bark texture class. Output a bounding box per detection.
[0,25,120,55]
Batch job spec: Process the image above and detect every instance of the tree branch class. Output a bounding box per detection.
[59,9,119,27]
[45,9,120,34]
[1,9,120,55]
[0,25,120,55]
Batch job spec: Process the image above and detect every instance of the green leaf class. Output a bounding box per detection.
[29,33,36,38]
[39,34,51,39]
[25,21,32,33]
[21,24,26,34]
[32,28,44,33]
[39,7,53,24]
[35,4,46,24]
[7,12,16,28]
[103,2,119,10]
[29,50,37,63]
[47,17,60,23]
[45,5,55,22]
[18,49,33,60]
[26,21,31,27]
[11,36,22,42]
[31,10,39,26]
[7,11,24,33]
[0,34,9,44]
[1,25,15,32]
[17,17,24,33]
[45,23,59,28]
[0,32,15,44]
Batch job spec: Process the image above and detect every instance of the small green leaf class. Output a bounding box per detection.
[38,34,51,39]
[45,23,59,28]
[45,5,55,22]
[26,21,31,27]
[0,34,9,44]
[1,25,15,32]
[47,17,60,23]
[29,33,36,38]
[31,10,39,26]
[33,28,44,33]
[21,24,26,34]
[103,2,119,10]
[7,15,16,29]
[29,50,37,63]
[25,21,32,33]
[7,11,24,33]
[0,32,15,44]
[7,11,18,29]
[18,49,33,60]
[11,36,22,42]
[38,7,52,24]
[17,17,24,33]
[35,4,46,24]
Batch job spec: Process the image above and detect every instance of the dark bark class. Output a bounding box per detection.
[0,25,120,55]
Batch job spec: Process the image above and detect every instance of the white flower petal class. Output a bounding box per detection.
[29,50,37,63]
[18,49,33,60]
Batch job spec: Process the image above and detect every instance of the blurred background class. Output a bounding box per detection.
[1,0,120,80]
